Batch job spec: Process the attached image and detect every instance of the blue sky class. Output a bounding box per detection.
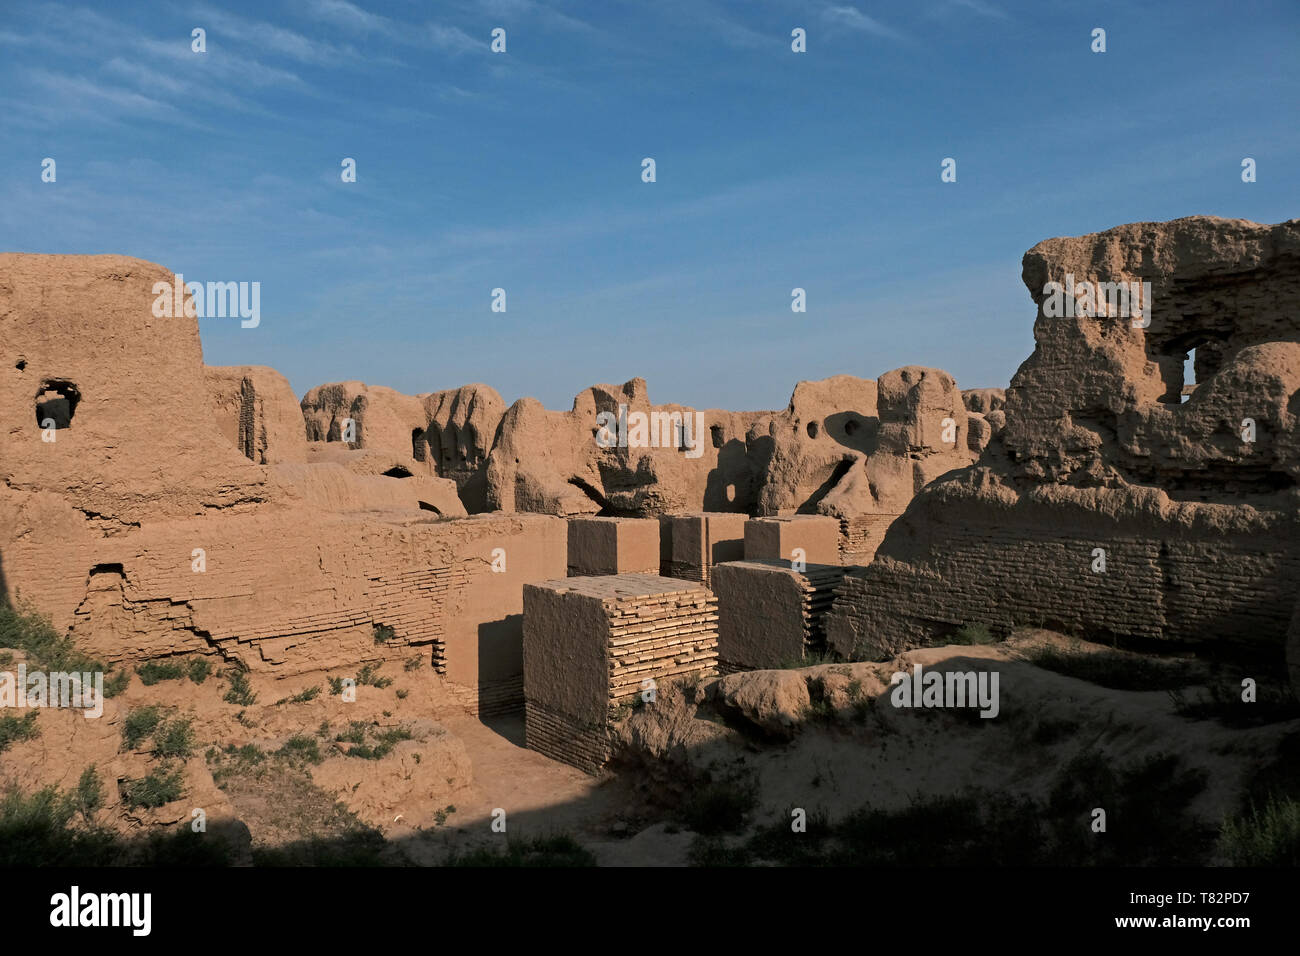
[1,1,1296,411]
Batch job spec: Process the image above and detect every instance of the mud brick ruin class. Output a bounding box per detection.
[743,514,843,566]
[522,575,718,772]
[566,516,660,576]
[661,511,747,586]
[826,217,1300,664]
[713,560,846,671]
[3,215,1298,777]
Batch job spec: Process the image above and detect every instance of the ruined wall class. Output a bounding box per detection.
[1,254,271,528]
[206,365,308,465]
[826,216,1300,660]
[485,377,772,517]
[0,255,564,717]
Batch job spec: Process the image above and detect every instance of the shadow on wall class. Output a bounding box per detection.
[478,614,523,715]
[823,412,878,455]
[703,436,772,512]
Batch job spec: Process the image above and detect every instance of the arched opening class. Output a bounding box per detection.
[411,427,427,461]
[36,380,80,429]
[382,465,413,479]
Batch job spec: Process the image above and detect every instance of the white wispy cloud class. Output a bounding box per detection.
[821,5,906,41]
[930,0,1008,21]
[308,0,483,53]
[193,4,364,64]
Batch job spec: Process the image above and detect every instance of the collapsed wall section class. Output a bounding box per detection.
[825,216,1300,661]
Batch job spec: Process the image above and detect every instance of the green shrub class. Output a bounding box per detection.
[0,783,118,866]
[357,663,392,689]
[103,670,130,698]
[186,658,212,684]
[948,623,997,645]
[277,735,324,765]
[448,834,595,867]
[373,625,396,645]
[222,669,257,706]
[136,660,186,685]
[1016,643,1192,691]
[275,686,320,706]
[0,600,130,698]
[152,717,195,759]
[0,712,40,753]
[1220,797,1300,866]
[74,766,102,821]
[121,766,184,809]
[334,722,412,760]
[122,705,164,750]
[678,769,758,835]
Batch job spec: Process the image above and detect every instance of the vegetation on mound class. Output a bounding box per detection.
[687,748,1212,866]
[334,721,413,759]
[1169,678,1300,727]
[205,742,387,865]
[1219,729,1300,865]
[275,686,321,706]
[673,762,759,836]
[327,662,393,694]
[122,705,194,758]
[222,668,257,706]
[945,623,998,646]
[1014,641,1195,691]
[120,766,185,809]
[1,772,235,866]
[0,712,40,753]
[447,834,596,867]
[135,656,213,687]
[0,600,130,697]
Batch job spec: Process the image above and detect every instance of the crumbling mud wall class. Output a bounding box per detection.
[300,381,505,513]
[0,255,565,712]
[826,216,1300,660]
[300,367,989,564]
[206,365,308,465]
[484,377,772,517]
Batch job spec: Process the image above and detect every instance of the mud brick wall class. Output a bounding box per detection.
[46,510,565,707]
[567,516,660,576]
[714,560,845,669]
[825,495,1300,659]
[745,515,842,566]
[664,512,747,587]
[839,513,901,566]
[606,577,719,699]
[523,574,718,773]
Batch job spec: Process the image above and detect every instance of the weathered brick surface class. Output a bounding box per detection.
[523,574,718,773]
[827,217,1300,661]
